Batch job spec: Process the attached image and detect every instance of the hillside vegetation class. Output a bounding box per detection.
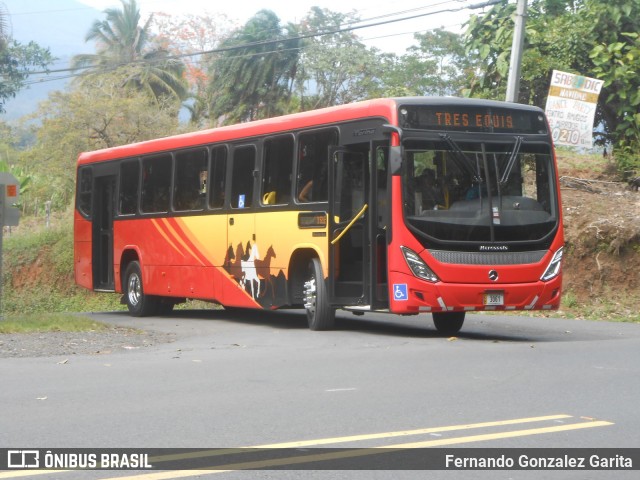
[557,151,640,321]
[1,152,639,322]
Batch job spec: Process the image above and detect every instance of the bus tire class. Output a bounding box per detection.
[123,261,157,317]
[304,258,335,331]
[432,311,465,335]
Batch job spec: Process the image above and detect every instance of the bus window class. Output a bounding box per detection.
[296,129,337,203]
[119,160,140,215]
[141,154,171,213]
[231,146,256,209]
[262,136,293,205]
[174,148,208,212]
[78,167,93,217]
[209,146,227,209]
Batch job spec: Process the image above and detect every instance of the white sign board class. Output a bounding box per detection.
[545,70,604,148]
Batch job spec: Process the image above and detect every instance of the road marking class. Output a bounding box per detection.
[148,413,574,464]
[99,418,614,479]
[256,413,574,447]
[383,420,613,448]
[0,414,613,479]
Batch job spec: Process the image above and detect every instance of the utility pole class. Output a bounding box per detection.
[505,0,528,103]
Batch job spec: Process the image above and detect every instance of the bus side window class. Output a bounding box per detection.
[141,154,171,213]
[209,146,227,209]
[78,167,93,217]
[174,148,207,212]
[119,160,140,215]
[262,135,293,205]
[296,129,337,203]
[231,146,256,209]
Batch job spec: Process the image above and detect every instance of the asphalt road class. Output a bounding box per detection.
[1,309,639,479]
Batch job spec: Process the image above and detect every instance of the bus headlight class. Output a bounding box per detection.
[540,247,563,282]
[401,246,439,283]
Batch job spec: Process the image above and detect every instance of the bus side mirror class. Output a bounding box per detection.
[389,146,402,175]
[382,124,402,174]
[382,124,402,139]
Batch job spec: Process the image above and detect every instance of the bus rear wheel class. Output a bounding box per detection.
[123,261,158,317]
[303,258,335,331]
[432,311,465,335]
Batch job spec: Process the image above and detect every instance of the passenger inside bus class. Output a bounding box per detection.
[297,154,328,203]
[296,130,335,203]
[415,169,445,211]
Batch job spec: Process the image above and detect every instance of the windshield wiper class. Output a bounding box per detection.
[499,136,523,186]
[439,133,483,183]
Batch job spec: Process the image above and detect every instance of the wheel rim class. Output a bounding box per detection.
[303,275,317,318]
[127,273,142,307]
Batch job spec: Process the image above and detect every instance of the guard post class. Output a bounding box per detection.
[0,173,20,318]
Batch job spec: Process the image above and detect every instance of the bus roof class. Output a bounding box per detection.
[76,97,543,165]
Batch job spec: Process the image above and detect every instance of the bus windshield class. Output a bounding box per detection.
[402,138,558,244]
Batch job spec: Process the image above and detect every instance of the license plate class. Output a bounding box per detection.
[484,291,504,306]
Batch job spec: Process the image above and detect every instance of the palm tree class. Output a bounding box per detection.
[0,2,10,51]
[71,0,188,103]
[208,10,301,124]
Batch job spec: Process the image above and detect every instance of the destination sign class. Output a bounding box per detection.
[298,211,327,229]
[399,105,548,134]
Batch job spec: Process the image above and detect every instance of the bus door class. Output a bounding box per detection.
[92,175,116,291]
[328,148,369,307]
[224,145,258,306]
[371,142,390,309]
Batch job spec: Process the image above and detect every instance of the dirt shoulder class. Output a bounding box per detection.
[0,326,176,358]
[557,153,640,321]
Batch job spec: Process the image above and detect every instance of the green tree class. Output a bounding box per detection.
[0,2,8,50]
[587,0,640,176]
[464,0,639,175]
[208,10,301,124]
[464,0,592,104]
[384,29,473,97]
[0,2,53,113]
[294,7,381,110]
[153,11,234,126]
[71,0,188,105]
[23,71,179,210]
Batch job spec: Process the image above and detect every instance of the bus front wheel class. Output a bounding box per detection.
[303,258,335,331]
[123,261,158,317]
[432,311,465,335]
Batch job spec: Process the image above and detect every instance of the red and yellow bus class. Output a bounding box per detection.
[74,97,563,334]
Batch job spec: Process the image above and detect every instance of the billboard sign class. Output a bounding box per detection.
[545,70,604,148]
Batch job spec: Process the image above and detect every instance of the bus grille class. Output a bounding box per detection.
[428,250,547,265]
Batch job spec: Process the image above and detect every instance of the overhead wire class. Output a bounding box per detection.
[16,0,502,86]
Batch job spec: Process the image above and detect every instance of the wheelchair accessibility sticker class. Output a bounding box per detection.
[393,284,408,301]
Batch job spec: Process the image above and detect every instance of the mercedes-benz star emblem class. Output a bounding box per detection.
[488,270,499,281]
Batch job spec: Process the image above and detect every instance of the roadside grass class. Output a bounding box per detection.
[0,313,110,334]
[2,217,126,317]
[556,148,612,176]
